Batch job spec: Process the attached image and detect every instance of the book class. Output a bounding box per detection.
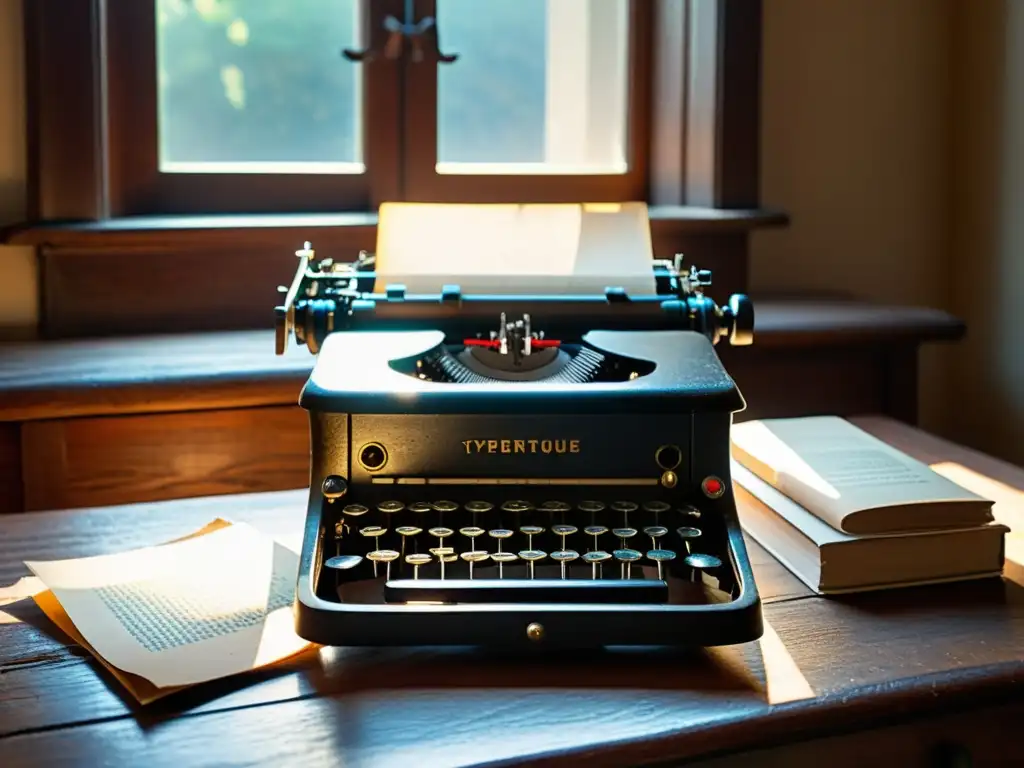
[733,463,1007,594]
[730,416,995,535]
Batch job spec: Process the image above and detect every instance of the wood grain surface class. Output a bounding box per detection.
[0,417,1022,767]
[0,300,965,423]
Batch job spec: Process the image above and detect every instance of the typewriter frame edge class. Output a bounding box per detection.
[293,470,764,649]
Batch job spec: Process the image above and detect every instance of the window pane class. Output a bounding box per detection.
[156,0,362,173]
[436,0,630,175]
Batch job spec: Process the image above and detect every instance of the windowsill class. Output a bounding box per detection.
[0,297,964,423]
[1,206,789,248]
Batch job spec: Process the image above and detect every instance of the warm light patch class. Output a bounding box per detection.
[757,619,816,704]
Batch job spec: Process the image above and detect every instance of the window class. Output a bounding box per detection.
[19,0,773,339]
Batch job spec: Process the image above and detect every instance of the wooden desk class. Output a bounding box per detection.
[1,417,1023,767]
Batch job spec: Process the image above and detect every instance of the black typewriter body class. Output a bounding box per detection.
[278,242,762,648]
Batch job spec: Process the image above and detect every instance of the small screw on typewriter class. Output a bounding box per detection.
[275,237,762,649]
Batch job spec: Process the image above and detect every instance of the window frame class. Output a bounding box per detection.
[14,0,778,340]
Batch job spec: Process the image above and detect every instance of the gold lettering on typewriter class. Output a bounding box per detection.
[462,439,582,455]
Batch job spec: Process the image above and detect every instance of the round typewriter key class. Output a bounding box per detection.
[408,501,432,514]
[459,526,486,551]
[460,550,490,579]
[675,526,703,554]
[395,525,422,558]
[405,553,432,580]
[432,500,459,514]
[578,500,605,513]
[679,504,702,520]
[519,525,544,549]
[490,551,518,578]
[644,525,669,549]
[538,500,572,517]
[429,546,455,579]
[367,549,400,580]
[584,525,608,551]
[465,500,494,515]
[360,525,387,538]
[550,549,580,580]
[501,499,534,514]
[582,550,612,580]
[377,500,405,514]
[488,528,514,553]
[685,552,722,583]
[611,501,639,513]
[643,500,672,515]
[613,548,642,579]
[646,549,677,580]
[428,526,454,538]
[325,554,363,571]
[343,503,369,517]
[551,524,578,550]
[518,550,547,580]
[612,527,637,548]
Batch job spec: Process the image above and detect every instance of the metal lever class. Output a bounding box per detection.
[343,1,458,63]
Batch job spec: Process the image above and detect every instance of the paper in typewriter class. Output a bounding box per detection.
[25,520,311,698]
[374,202,658,296]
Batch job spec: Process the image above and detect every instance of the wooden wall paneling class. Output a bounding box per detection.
[0,423,24,513]
[21,406,310,511]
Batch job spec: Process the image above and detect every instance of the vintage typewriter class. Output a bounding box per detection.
[275,205,763,648]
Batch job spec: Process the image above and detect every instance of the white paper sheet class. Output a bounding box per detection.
[374,202,657,296]
[25,521,310,691]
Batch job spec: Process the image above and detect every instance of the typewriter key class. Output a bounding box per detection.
[325,554,363,571]
[433,500,459,514]
[550,549,580,579]
[360,525,387,539]
[538,500,571,522]
[395,526,422,558]
[343,503,369,517]
[368,549,400,580]
[643,500,671,515]
[377,500,405,514]
[501,500,534,514]
[610,501,639,527]
[429,526,454,540]
[429,547,456,579]
[613,548,642,579]
[518,550,547,580]
[551,524,578,550]
[675,526,702,554]
[519,525,545,549]
[685,552,722,583]
[459,526,486,551]
[578,500,605,513]
[679,504,702,520]
[488,528,514,553]
[584,525,608,551]
[408,501,432,515]
[405,553,432,580]
[460,550,490,579]
[644,525,669,549]
[582,550,612,580]
[465,500,494,517]
[490,551,518,578]
[612,527,638,548]
[646,549,677,580]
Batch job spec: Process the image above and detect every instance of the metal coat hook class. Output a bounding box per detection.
[343,1,458,63]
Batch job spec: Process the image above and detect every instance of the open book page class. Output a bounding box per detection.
[731,416,994,534]
[25,521,311,695]
[374,202,657,296]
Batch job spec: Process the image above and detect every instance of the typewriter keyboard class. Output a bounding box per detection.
[323,497,735,606]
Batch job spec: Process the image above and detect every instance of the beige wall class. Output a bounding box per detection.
[0,0,36,338]
[946,0,1024,465]
[750,0,954,434]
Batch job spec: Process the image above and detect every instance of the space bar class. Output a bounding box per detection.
[384,578,668,604]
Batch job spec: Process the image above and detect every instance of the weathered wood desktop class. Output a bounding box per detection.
[1,417,1021,767]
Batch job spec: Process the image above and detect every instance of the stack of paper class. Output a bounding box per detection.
[24,520,312,703]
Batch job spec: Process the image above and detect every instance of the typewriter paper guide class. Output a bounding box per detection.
[24,522,310,692]
[374,202,657,296]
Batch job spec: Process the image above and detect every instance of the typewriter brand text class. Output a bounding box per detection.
[462,439,581,455]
